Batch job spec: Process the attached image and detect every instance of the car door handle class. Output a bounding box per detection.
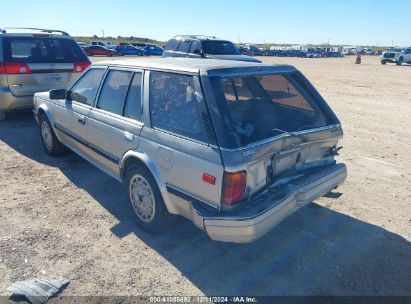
[77,115,86,125]
[124,131,134,142]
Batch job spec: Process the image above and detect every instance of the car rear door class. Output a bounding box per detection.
[141,70,224,212]
[85,68,144,178]
[2,36,89,96]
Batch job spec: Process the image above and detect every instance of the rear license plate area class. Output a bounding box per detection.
[44,74,63,83]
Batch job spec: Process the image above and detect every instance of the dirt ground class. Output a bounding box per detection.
[0,56,410,297]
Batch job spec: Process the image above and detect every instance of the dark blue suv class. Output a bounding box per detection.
[163,35,261,63]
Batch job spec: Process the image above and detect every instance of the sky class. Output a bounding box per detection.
[2,0,410,46]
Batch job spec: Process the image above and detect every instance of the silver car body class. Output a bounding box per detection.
[33,58,347,243]
[0,28,89,119]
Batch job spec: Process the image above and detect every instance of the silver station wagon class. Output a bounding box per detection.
[33,58,347,243]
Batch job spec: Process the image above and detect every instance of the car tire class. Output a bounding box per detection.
[381,60,386,65]
[39,113,67,156]
[125,164,177,234]
[107,52,113,57]
[396,57,403,66]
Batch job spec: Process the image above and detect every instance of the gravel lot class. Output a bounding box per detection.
[1,55,410,297]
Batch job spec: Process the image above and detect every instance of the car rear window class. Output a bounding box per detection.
[201,40,240,55]
[210,73,333,147]
[3,37,88,63]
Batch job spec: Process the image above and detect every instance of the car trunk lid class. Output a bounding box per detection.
[6,63,75,96]
[221,125,342,199]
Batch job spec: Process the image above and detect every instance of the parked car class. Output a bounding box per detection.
[394,48,411,65]
[119,42,133,46]
[84,45,118,57]
[131,43,148,48]
[91,41,116,49]
[238,47,254,56]
[77,41,90,49]
[33,58,346,243]
[381,48,411,65]
[115,45,145,56]
[143,44,164,56]
[0,27,90,120]
[363,48,376,55]
[163,35,261,63]
[380,48,403,65]
[244,44,265,56]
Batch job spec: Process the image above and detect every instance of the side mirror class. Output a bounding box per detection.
[49,89,67,100]
[193,49,203,56]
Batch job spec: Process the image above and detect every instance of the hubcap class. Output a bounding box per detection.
[129,174,155,223]
[41,120,53,151]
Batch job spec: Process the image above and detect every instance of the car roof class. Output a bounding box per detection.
[94,57,296,75]
[173,35,226,41]
[0,28,69,37]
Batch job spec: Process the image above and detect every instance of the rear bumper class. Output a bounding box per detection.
[196,163,347,243]
[0,87,33,111]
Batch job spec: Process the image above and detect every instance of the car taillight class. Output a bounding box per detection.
[73,61,91,73]
[0,62,31,74]
[223,171,246,205]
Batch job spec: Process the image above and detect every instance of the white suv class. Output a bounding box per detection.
[395,48,411,65]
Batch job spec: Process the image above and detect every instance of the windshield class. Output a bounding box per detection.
[201,40,240,55]
[3,37,88,63]
[210,73,333,147]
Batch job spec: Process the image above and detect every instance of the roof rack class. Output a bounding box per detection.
[3,27,69,36]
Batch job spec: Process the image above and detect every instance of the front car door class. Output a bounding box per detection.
[53,67,106,159]
[85,68,144,179]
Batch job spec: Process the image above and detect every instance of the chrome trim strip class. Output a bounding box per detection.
[54,123,120,164]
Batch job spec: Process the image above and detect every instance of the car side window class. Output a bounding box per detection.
[96,70,132,115]
[149,71,209,142]
[177,40,191,53]
[124,73,143,121]
[164,39,179,51]
[189,41,201,53]
[69,68,105,105]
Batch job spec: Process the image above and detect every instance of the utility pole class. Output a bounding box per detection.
[102,30,105,39]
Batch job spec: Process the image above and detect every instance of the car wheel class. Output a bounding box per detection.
[381,60,386,65]
[125,164,177,233]
[107,52,113,57]
[396,57,403,66]
[39,113,67,156]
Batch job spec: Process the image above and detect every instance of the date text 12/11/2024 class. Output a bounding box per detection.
[149,296,258,303]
